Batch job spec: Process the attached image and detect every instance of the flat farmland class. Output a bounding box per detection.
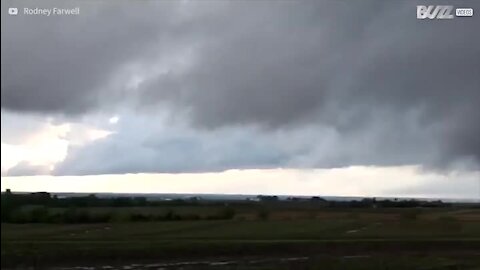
[2,207,480,269]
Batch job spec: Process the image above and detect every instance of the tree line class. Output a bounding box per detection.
[1,190,455,224]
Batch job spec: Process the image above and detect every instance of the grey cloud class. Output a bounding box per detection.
[138,0,480,166]
[1,0,192,114]
[53,121,289,175]
[51,108,446,176]
[2,0,480,174]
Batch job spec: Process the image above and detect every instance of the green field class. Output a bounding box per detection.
[2,207,480,269]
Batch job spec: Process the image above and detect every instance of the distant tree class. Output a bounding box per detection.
[257,195,279,202]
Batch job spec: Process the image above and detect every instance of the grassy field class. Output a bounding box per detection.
[2,207,480,269]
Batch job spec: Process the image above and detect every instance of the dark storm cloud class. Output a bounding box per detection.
[2,0,480,174]
[139,0,480,166]
[1,0,193,114]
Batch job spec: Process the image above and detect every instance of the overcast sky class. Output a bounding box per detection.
[1,0,479,198]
